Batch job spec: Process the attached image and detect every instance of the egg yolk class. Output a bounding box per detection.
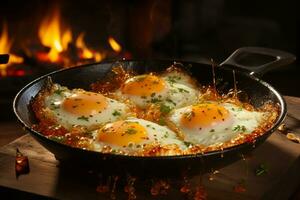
[97,121,147,147]
[62,92,108,116]
[180,103,230,129]
[121,75,166,96]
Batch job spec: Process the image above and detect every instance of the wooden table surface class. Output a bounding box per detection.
[0,96,299,200]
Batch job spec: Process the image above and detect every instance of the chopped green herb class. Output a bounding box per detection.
[151,93,156,97]
[233,125,247,132]
[183,141,193,147]
[160,104,172,114]
[170,89,178,94]
[54,89,64,95]
[163,132,169,138]
[210,129,215,132]
[125,128,137,135]
[158,117,166,126]
[151,98,161,103]
[178,88,189,93]
[112,110,121,116]
[166,98,176,106]
[255,164,268,176]
[49,136,65,143]
[50,102,60,109]
[77,116,89,121]
[167,76,181,84]
[111,149,117,153]
[128,143,134,148]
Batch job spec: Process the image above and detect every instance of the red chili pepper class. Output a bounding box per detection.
[15,148,30,178]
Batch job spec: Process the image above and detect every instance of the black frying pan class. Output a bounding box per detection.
[13,47,295,177]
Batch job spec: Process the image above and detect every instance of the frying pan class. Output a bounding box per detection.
[13,47,295,177]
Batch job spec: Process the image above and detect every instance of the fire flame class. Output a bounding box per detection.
[38,8,72,62]
[0,23,24,75]
[0,23,12,54]
[76,33,105,62]
[108,36,122,53]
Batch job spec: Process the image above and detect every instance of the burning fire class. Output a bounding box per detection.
[76,33,105,62]
[108,36,122,53]
[0,23,24,75]
[38,8,72,62]
[0,7,127,77]
[37,7,109,65]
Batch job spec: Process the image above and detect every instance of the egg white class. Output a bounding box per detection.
[44,84,131,130]
[115,72,200,109]
[91,118,187,153]
[169,102,265,146]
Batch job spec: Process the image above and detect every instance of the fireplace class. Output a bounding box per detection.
[0,0,299,120]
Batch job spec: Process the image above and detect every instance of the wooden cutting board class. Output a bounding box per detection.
[0,96,299,200]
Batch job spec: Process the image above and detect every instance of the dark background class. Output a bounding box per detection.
[0,0,299,121]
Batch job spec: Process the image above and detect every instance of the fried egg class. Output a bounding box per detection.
[44,84,131,130]
[115,72,199,109]
[169,102,265,146]
[92,118,186,153]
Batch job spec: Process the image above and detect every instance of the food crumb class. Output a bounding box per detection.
[286,133,300,143]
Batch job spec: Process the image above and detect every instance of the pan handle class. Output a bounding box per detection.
[220,47,296,76]
[0,54,9,64]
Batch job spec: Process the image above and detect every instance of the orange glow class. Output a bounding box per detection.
[76,32,105,62]
[0,23,24,75]
[38,8,72,62]
[108,36,122,53]
[0,23,12,54]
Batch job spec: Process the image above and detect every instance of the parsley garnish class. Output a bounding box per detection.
[166,98,176,106]
[163,132,169,138]
[255,164,268,176]
[125,128,137,135]
[151,98,161,103]
[233,125,247,132]
[49,136,65,143]
[167,76,181,84]
[158,117,166,125]
[77,116,89,121]
[178,88,189,93]
[54,89,64,95]
[112,110,121,116]
[160,104,172,114]
[50,102,60,109]
[183,141,193,147]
